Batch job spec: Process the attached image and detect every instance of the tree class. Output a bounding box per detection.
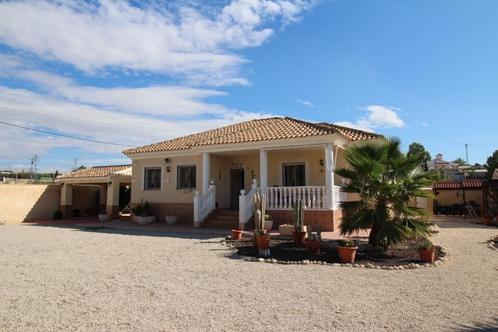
[453,158,466,166]
[485,150,498,179]
[335,138,433,249]
[407,142,431,171]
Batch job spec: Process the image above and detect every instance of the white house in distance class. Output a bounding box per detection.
[122,117,381,231]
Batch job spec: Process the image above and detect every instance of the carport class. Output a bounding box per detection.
[55,165,131,220]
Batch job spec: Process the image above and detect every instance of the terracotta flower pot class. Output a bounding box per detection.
[337,246,358,263]
[231,229,243,240]
[305,239,321,255]
[292,231,307,246]
[419,248,436,263]
[482,215,493,226]
[255,234,271,250]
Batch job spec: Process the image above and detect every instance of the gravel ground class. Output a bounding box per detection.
[0,219,497,331]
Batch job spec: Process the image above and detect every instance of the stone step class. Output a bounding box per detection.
[209,213,239,221]
[214,209,239,216]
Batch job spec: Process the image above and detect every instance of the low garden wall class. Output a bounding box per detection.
[0,184,60,223]
[0,184,99,223]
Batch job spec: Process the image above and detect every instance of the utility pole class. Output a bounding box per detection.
[73,158,78,172]
[30,157,34,182]
[30,154,40,182]
[465,144,469,164]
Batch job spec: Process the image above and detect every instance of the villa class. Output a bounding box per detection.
[118,117,380,231]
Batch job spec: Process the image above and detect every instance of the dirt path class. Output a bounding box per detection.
[0,219,496,331]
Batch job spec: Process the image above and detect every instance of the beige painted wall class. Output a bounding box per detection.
[131,155,202,204]
[0,184,101,223]
[130,147,347,209]
[435,189,483,207]
[0,184,60,223]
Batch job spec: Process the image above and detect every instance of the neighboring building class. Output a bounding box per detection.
[428,154,488,181]
[122,117,381,231]
[0,170,13,182]
[427,154,457,171]
[433,179,485,215]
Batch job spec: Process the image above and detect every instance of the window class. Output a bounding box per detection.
[177,165,196,190]
[144,167,161,190]
[282,163,305,186]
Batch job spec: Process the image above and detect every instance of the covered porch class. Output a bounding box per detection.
[55,165,132,220]
[193,143,347,231]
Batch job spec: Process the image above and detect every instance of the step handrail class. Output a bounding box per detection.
[193,183,216,227]
[238,179,258,229]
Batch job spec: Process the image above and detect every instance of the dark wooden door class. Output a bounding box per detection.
[230,169,244,209]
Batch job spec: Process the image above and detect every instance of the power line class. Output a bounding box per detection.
[0,120,136,148]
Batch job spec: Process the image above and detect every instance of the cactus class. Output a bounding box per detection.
[254,192,267,234]
[292,199,305,232]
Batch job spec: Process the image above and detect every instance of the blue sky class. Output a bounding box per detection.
[0,0,496,172]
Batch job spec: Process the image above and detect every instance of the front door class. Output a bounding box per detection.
[230,169,244,209]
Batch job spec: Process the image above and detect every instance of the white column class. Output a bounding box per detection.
[239,189,246,229]
[259,149,268,193]
[202,152,210,193]
[325,143,335,209]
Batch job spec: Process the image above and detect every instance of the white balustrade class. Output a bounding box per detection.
[333,185,346,210]
[265,186,327,210]
[238,179,258,228]
[193,184,216,226]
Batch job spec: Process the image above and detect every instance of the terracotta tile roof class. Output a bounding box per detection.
[124,117,382,155]
[57,165,131,180]
[433,180,484,190]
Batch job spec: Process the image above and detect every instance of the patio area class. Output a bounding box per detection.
[0,217,496,331]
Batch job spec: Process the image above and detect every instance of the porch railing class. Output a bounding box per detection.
[238,179,258,228]
[333,185,347,210]
[266,186,327,210]
[193,183,216,226]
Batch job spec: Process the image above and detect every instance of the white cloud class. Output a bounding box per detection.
[295,99,316,108]
[336,105,405,132]
[0,83,272,161]
[0,0,316,85]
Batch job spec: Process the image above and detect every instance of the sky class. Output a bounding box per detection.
[0,0,497,172]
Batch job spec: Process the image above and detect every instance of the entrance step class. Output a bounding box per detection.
[203,209,239,229]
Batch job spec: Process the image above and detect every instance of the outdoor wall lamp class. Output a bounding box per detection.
[164,158,171,172]
[319,159,324,172]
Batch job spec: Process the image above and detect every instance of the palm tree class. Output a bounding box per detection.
[335,138,433,249]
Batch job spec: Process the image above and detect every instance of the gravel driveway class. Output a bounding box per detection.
[0,219,497,331]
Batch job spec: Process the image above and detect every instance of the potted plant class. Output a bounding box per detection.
[264,214,273,231]
[337,239,358,263]
[292,200,306,246]
[231,229,243,240]
[305,225,321,255]
[418,240,436,263]
[165,215,178,225]
[132,202,155,225]
[253,192,271,256]
[482,214,493,226]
